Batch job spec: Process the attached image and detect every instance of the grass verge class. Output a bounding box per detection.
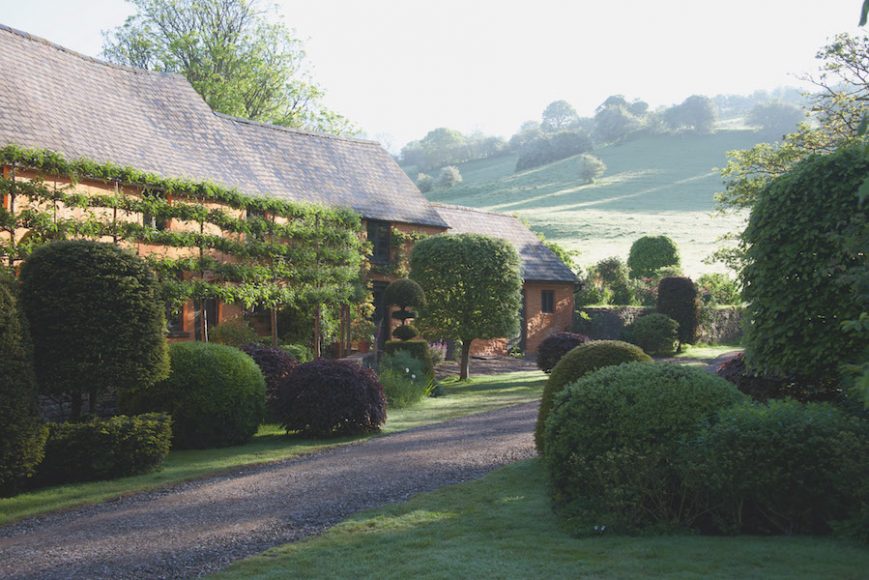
[215,459,869,580]
[0,370,545,526]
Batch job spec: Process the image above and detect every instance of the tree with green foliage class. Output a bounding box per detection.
[578,154,606,183]
[741,143,869,381]
[0,272,47,496]
[437,165,463,188]
[20,241,170,419]
[663,95,717,134]
[748,102,804,138]
[593,104,642,144]
[542,100,579,132]
[102,0,353,135]
[627,235,680,278]
[410,234,522,380]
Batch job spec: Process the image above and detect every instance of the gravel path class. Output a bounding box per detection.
[0,402,538,579]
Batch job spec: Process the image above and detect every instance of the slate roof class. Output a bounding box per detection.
[0,24,447,228]
[433,204,577,283]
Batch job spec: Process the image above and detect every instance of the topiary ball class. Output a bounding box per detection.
[277,359,386,437]
[624,313,680,356]
[392,324,419,341]
[627,235,680,279]
[240,344,298,422]
[384,278,426,309]
[536,332,590,373]
[543,362,746,534]
[122,342,265,449]
[657,276,700,344]
[535,340,651,454]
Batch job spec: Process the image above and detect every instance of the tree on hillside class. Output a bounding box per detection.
[578,154,606,183]
[436,166,463,188]
[596,95,629,112]
[747,102,804,138]
[593,104,642,144]
[542,100,579,132]
[663,95,717,133]
[410,234,522,380]
[102,0,353,135]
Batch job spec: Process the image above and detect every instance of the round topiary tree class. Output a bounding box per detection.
[239,344,298,422]
[19,240,169,418]
[536,332,590,374]
[656,276,700,345]
[742,143,869,382]
[122,342,265,449]
[624,313,680,356]
[0,272,47,496]
[627,236,680,279]
[410,234,522,379]
[535,340,651,453]
[385,278,426,340]
[543,363,746,534]
[277,359,386,437]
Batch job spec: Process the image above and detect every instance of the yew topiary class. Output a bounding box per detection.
[277,360,386,437]
[624,313,680,356]
[123,342,265,449]
[535,340,651,454]
[657,276,700,344]
[384,278,426,309]
[0,272,47,496]
[627,236,680,279]
[240,344,298,422]
[19,240,169,418]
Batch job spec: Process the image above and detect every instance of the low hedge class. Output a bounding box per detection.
[543,363,746,534]
[35,413,172,486]
[123,342,265,449]
[240,344,298,422]
[680,400,869,536]
[384,339,434,380]
[535,340,651,454]
[624,313,679,356]
[278,360,387,437]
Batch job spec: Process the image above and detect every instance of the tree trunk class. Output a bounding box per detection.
[70,392,82,420]
[459,340,472,381]
[313,304,322,359]
[270,307,278,347]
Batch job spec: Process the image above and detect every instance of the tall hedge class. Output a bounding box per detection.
[627,236,680,278]
[0,272,47,495]
[742,144,869,380]
[20,241,169,418]
[657,276,700,344]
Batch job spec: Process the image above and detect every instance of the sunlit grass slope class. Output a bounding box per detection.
[425,130,766,275]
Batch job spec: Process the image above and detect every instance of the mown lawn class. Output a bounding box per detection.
[215,459,869,580]
[0,370,545,525]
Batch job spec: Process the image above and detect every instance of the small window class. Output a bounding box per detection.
[541,290,555,314]
[367,221,391,264]
[166,303,185,336]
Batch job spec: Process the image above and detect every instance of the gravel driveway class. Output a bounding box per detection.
[0,402,538,579]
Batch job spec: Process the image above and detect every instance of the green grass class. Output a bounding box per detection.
[0,370,545,525]
[425,130,767,276]
[215,459,869,580]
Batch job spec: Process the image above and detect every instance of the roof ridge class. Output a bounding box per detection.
[0,23,185,79]
[215,113,379,146]
[432,203,516,219]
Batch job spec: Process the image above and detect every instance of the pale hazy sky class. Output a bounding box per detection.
[0,0,863,150]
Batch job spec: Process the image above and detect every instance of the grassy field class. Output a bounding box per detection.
[215,459,869,580]
[424,129,767,276]
[0,371,545,525]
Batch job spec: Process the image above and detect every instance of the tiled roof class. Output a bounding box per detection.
[433,204,577,283]
[0,24,447,228]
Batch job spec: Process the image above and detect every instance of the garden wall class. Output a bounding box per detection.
[575,305,744,345]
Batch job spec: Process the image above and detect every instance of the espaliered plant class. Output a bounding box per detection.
[20,240,170,419]
[0,145,365,341]
[384,278,426,341]
[0,271,47,496]
[657,276,700,345]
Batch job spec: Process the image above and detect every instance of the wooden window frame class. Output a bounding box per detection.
[541,289,555,314]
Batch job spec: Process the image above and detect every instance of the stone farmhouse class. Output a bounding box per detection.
[0,24,575,354]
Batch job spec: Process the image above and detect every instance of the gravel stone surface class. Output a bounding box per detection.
[0,402,538,579]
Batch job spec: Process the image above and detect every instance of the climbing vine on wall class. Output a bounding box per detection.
[0,145,365,315]
[370,226,430,278]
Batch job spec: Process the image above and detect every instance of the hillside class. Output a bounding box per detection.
[422,129,767,276]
